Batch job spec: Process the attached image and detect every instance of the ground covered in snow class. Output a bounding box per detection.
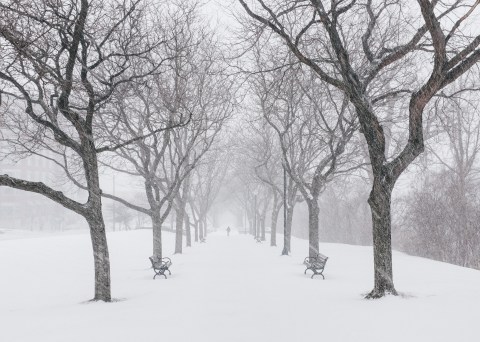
[1,229,479,342]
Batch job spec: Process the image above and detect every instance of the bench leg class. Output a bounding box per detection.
[153,270,168,280]
[167,269,171,275]
[311,271,325,279]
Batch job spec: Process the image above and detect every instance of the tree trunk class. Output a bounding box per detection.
[194,220,199,242]
[83,146,112,302]
[260,202,267,241]
[260,213,266,241]
[366,179,397,298]
[185,213,191,247]
[307,198,320,258]
[270,200,281,247]
[175,202,185,254]
[282,204,294,255]
[86,206,111,302]
[203,217,208,238]
[199,219,204,241]
[152,210,163,260]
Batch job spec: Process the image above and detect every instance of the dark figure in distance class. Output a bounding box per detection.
[226,226,231,237]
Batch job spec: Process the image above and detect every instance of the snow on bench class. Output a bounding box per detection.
[304,253,328,279]
[149,256,172,279]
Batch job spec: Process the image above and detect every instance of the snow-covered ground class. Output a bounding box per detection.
[1,229,479,342]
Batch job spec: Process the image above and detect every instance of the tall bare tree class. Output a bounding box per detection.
[98,4,234,258]
[239,0,480,298]
[257,64,360,258]
[0,0,168,301]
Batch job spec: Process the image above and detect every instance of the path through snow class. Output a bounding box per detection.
[1,230,479,341]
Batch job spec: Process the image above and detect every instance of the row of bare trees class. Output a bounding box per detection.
[0,0,234,302]
[236,0,480,298]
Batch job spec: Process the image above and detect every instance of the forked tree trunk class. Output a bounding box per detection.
[366,178,397,298]
[307,198,320,258]
[152,210,163,260]
[86,206,111,302]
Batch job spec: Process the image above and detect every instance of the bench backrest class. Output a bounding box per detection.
[313,254,328,267]
[149,256,171,269]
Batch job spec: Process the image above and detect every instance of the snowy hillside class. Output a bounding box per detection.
[1,230,479,342]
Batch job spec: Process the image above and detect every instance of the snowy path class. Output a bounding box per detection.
[1,230,480,341]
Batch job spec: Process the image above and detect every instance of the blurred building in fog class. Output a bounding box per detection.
[0,153,80,231]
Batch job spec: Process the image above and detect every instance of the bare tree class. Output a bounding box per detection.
[259,65,360,258]
[400,86,480,268]
[0,0,168,301]
[187,147,230,242]
[239,0,480,298]
[98,5,234,258]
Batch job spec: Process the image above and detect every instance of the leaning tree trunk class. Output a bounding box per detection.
[307,198,320,258]
[151,210,163,260]
[366,178,397,298]
[185,213,192,247]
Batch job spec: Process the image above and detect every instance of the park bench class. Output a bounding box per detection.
[255,237,262,243]
[303,253,328,279]
[149,256,172,279]
[200,237,206,243]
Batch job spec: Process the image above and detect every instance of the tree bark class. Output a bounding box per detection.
[366,179,397,298]
[175,202,185,254]
[270,199,281,247]
[83,141,112,302]
[199,219,204,241]
[194,220,199,242]
[282,204,294,255]
[260,201,267,241]
[152,210,163,260]
[203,217,208,238]
[86,205,111,302]
[185,213,192,247]
[307,198,320,259]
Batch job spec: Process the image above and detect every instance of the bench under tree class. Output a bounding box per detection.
[303,253,328,279]
[149,256,172,279]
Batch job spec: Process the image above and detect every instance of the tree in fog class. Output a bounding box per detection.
[400,87,480,268]
[237,120,283,246]
[98,5,234,258]
[239,0,480,297]
[187,147,230,242]
[255,61,360,258]
[0,0,168,301]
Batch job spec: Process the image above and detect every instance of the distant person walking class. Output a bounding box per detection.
[226,226,231,237]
